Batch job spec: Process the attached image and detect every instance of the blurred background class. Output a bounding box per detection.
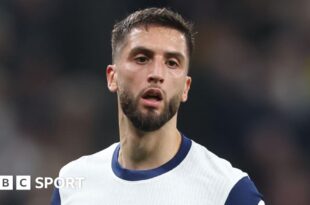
[0,0,309,204]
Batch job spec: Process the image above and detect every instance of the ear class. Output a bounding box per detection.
[106,64,118,92]
[181,76,191,102]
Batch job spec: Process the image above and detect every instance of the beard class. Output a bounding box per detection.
[119,87,181,132]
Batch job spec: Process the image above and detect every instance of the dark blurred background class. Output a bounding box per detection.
[0,0,309,204]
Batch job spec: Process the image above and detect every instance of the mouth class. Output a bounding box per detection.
[141,88,163,101]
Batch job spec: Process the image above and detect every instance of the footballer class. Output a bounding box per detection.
[52,7,264,205]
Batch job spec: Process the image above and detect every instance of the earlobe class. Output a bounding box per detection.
[106,65,118,92]
[181,76,191,102]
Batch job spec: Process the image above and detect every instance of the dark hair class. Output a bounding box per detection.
[111,7,195,62]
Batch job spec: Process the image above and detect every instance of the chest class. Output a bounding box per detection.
[60,175,226,205]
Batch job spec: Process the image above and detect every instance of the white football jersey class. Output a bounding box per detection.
[51,134,264,205]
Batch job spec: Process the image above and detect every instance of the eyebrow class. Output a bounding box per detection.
[128,46,186,63]
[129,46,154,58]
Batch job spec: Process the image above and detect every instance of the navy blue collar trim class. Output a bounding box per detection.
[111,134,192,181]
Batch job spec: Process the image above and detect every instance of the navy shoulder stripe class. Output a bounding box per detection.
[225,176,264,205]
[51,188,61,205]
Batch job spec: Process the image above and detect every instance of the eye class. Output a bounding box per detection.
[166,59,179,69]
[134,55,149,64]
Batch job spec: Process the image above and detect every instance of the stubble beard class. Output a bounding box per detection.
[119,87,182,132]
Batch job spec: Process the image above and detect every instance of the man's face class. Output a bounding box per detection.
[107,25,191,131]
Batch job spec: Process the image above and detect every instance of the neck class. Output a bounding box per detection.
[118,111,181,170]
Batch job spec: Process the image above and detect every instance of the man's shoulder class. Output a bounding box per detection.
[189,140,247,182]
[188,140,264,205]
[224,176,264,205]
[59,143,118,177]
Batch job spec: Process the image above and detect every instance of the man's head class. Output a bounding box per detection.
[107,8,194,132]
[111,7,195,63]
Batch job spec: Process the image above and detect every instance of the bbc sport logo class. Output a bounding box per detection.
[0,175,84,190]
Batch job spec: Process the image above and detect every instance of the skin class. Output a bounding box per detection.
[106,25,191,170]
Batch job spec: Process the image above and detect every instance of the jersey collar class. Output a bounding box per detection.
[111,133,192,181]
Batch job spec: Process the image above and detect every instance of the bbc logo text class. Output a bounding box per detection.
[0,175,84,190]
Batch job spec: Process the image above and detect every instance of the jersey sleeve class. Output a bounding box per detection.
[51,187,61,205]
[224,176,264,205]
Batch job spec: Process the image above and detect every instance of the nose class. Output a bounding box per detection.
[147,59,165,84]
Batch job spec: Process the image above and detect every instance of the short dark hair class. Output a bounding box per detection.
[111,7,195,62]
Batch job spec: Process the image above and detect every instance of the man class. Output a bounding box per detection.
[51,7,264,205]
